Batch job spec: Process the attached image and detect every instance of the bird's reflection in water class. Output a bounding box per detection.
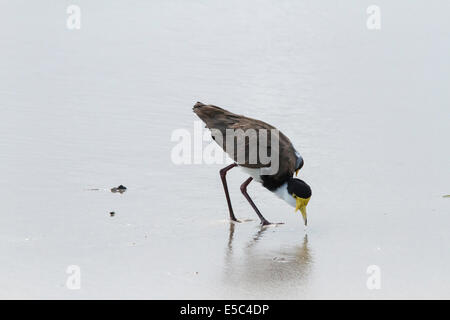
[224,223,313,297]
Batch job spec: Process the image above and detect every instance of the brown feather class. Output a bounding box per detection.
[193,102,298,189]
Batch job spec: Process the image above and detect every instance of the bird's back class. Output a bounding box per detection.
[193,102,299,190]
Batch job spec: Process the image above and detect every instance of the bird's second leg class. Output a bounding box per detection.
[220,163,238,222]
[240,177,271,226]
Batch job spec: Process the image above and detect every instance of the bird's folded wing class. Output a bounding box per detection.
[193,104,297,177]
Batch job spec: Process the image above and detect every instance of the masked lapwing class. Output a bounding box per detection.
[193,102,312,226]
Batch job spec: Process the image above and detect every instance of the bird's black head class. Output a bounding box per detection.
[287,178,311,199]
[287,178,311,226]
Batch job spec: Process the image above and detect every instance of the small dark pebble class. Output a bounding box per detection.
[111,185,127,193]
[110,211,115,217]
[272,257,286,262]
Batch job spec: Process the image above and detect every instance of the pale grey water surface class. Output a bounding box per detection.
[0,1,449,299]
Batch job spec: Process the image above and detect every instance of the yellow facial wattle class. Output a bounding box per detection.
[293,194,311,226]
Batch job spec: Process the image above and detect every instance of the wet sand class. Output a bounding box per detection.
[0,1,449,299]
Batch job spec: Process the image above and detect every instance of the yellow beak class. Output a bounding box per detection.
[300,206,307,226]
[295,169,300,176]
[294,196,310,226]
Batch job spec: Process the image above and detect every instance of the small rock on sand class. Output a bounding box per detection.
[111,185,127,193]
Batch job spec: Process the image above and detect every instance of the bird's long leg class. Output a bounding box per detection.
[219,163,238,222]
[240,177,271,226]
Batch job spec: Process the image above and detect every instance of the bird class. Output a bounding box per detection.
[193,102,312,226]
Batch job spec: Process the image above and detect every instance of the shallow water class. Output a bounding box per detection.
[1,1,449,299]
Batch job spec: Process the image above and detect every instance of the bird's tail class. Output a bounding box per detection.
[192,101,226,112]
[192,102,230,125]
[193,101,206,109]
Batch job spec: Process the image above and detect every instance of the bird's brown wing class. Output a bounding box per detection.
[193,102,298,181]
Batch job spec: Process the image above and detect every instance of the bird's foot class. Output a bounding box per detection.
[230,218,253,224]
[260,220,284,227]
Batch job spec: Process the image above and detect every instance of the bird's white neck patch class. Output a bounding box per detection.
[273,182,296,208]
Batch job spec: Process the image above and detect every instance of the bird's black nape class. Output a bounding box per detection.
[287,178,312,199]
[296,157,304,171]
